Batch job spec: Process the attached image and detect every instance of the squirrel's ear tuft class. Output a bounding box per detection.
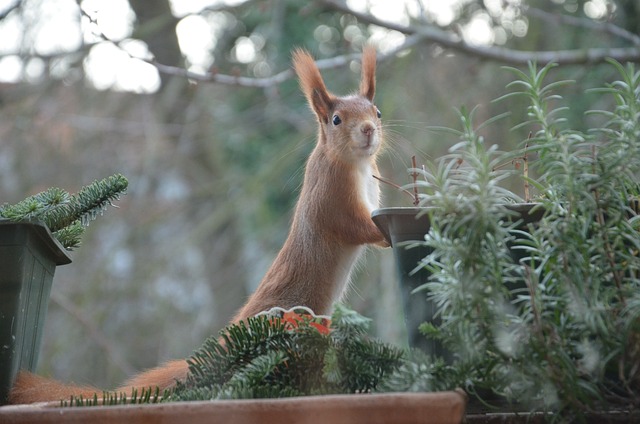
[293,48,335,124]
[359,45,376,102]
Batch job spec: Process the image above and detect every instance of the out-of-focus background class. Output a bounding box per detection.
[0,0,636,388]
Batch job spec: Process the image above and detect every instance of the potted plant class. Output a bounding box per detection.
[0,174,128,405]
[373,61,640,420]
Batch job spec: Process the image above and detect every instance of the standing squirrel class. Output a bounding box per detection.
[9,46,387,404]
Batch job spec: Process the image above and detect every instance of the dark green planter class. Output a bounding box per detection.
[0,220,71,405]
[371,208,434,353]
[371,205,543,354]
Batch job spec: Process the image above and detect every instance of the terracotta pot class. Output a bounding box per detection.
[0,391,467,424]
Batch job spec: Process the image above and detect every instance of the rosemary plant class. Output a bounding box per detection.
[0,173,128,250]
[406,61,640,419]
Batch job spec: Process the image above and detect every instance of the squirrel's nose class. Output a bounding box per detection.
[360,123,375,137]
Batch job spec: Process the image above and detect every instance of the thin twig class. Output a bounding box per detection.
[526,7,640,46]
[372,174,416,201]
[148,34,425,88]
[491,133,532,201]
[320,0,640,66]
[411,155,420,206]
[523,134,531,202]
[590,144,626,306]
[79,6,427,89]
[0,0,21,21]
[524,265,542,334]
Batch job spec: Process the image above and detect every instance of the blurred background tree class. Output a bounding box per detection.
[0,0,637,388]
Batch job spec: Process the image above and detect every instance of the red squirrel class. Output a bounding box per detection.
[9,46,387,404]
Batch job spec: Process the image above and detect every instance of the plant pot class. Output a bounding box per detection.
[371,205,543,354]
[0,220,72,405]
[0,391,467,424]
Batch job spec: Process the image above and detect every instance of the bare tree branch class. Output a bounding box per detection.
[9,0,640,89]
[146,34,425,88]
[0,0,21,21]
[199,0,260,16]
[320,0,640,65]
[526,7,640,46]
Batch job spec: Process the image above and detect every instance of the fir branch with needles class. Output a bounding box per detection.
[0,173,128,250]
[169,304,404,401]
[63,305,415,406]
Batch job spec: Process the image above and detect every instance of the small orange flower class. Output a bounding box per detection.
[309,321,331,335]
[279,311,331,334]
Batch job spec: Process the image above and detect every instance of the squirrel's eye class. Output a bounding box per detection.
[376,108,382,119]
[332,114,342,126]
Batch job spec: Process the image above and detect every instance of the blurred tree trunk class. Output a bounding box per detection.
[128,0,182,85]
[128,0,192,119]
[126,0,251,330]
[619,1,640,36]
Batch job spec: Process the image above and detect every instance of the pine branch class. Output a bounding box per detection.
[45,174,129,232]
[0,173,128,250]
[162,306,405,403]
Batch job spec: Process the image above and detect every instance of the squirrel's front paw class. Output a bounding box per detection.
[375,238,391,248]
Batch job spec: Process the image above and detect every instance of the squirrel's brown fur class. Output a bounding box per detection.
[9,46,387,404]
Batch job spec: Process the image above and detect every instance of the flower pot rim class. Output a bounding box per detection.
[0,219,72,265]
[371,203,545,246]
[372,202,543,215]
[0,391,467,424]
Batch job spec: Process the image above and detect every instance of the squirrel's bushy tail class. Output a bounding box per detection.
[10,359,189,404]
[9,371,100,404]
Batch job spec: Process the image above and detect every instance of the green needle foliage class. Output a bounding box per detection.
[168,304,404,401]
[62,305,406,407]
[409,61,640,419]
[0,173,128,250]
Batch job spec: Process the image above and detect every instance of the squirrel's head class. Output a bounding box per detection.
[293,46,382,161]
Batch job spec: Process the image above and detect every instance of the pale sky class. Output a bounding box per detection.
[0,0,610,93]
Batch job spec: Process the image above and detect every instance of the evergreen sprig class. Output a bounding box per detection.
[64,305,408,407]
[0,173,128,250]
[169,304,404,401]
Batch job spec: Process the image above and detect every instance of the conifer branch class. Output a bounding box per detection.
[0,173,128,250]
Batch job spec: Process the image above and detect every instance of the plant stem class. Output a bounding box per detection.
[523,135,531,202]
[591,145,626,307]
[372,174,417,203]
[411,156,420,206]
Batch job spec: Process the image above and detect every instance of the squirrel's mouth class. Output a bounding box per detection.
[355,139,379,156]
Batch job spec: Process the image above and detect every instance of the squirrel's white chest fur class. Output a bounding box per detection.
[357,162,380,213]
[331,161,379,303]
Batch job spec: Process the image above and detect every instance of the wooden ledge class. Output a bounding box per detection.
[0,391,466,424]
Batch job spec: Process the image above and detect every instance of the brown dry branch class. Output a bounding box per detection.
[411,155,420,206]
[525,7,640,46]
[523,135,531,202]
[147,34,425,88]
[490,133,533,201]
[591,144,626,306]
[320,0,640,66]
[75,6,426,90]
[372,174,416,202]
[374,155,425,205]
